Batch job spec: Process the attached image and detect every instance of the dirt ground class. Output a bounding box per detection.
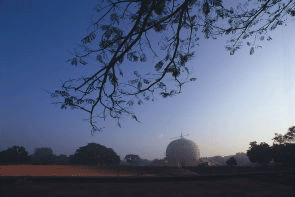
[0,165,294,197]
[0,164,140,177]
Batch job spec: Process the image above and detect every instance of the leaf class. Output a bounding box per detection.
[172,68,180,77]
[118,66,123,77]
[58,91,69,97]
[140,54,146,62]
[161,92,170,98]
[153,23,166,32]
[110,13,119,24]
[203,2,210,16]
[289,10,295,16]
[119,70,123,77]
[85,99,95,104]
[80,60,87,65]
[137,81,142,89]
[165,55,170,61]
[127,52,138,62]
[132,115,140,122]
[129,79,139,84]
[65,98,73,105]
[81,33,96,44]
[212,0,222,7]
[143,79,150,84]
[155,61,164,71]
[61,104,66,109]
[77,99,84,104]
[134,71,140,77]
[158,82,166,89]
[216,9,224,18]
[71,58,77,66]
[225,28,232,34]
[127,100,134,106]
[96,55,103,63]
[109,73,117,86]
[184,67,189,74]
[250,47,254,55]
[243,34,249,39]
[154,0,165,15]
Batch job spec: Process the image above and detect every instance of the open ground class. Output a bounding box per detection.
[0,165,294,197]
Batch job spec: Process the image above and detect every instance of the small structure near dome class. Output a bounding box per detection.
[166,132,200,167]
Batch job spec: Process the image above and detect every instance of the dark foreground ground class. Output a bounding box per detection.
[1,175,294,197]
[0,165,294,197]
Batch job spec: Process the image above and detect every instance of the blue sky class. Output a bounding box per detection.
[1,0,295,161]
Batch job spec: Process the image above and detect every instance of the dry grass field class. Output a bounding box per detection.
[0,165,294,197]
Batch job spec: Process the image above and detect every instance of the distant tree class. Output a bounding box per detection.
[31,147,56,164]
[273,126,295,145]
[124,154,141,166]
[69,143,120,166]
[272,126,295,167]
[272,143,295,167]
[226,157,237,167]
[151,159,161,166]
[54,154,69,164]
[247,141,273,166]
[52,0,295,133]
[0,145,31,164]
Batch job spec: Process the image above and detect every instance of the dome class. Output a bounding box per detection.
[166,137,200,167]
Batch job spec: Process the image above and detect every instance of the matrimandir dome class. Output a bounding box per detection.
[166,133,200,167]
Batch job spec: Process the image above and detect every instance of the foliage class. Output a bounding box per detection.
[226,156,237,167]
[124,154,141,165]
[247,141,273,166]
[31,147,56,164]
[272,126,295,167]
[52,0,295,133]
[272,143,295,167]
[54,154,69,164]
[69,143,120,166]
[0,145,31,164]
[273,126,295,145]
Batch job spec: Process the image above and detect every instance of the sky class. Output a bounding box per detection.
[1,0,295,161]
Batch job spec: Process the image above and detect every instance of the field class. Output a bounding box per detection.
[0,164,142,177]
[0,165,294,197]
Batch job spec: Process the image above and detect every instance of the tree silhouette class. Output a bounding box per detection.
[0,145,31,164]
[54,154,69,164]
[226,157,237,167]
[124,154,141,166]
[52,0,295,133]
[272,126,295,167]
[247,141,273,166]
[273,126,295,145]
[31,147,56,164]
[69,143,120,166]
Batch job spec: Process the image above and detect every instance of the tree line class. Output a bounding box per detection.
[1,126,294,167]
[246,126,295,167]
[0,143,120,166]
